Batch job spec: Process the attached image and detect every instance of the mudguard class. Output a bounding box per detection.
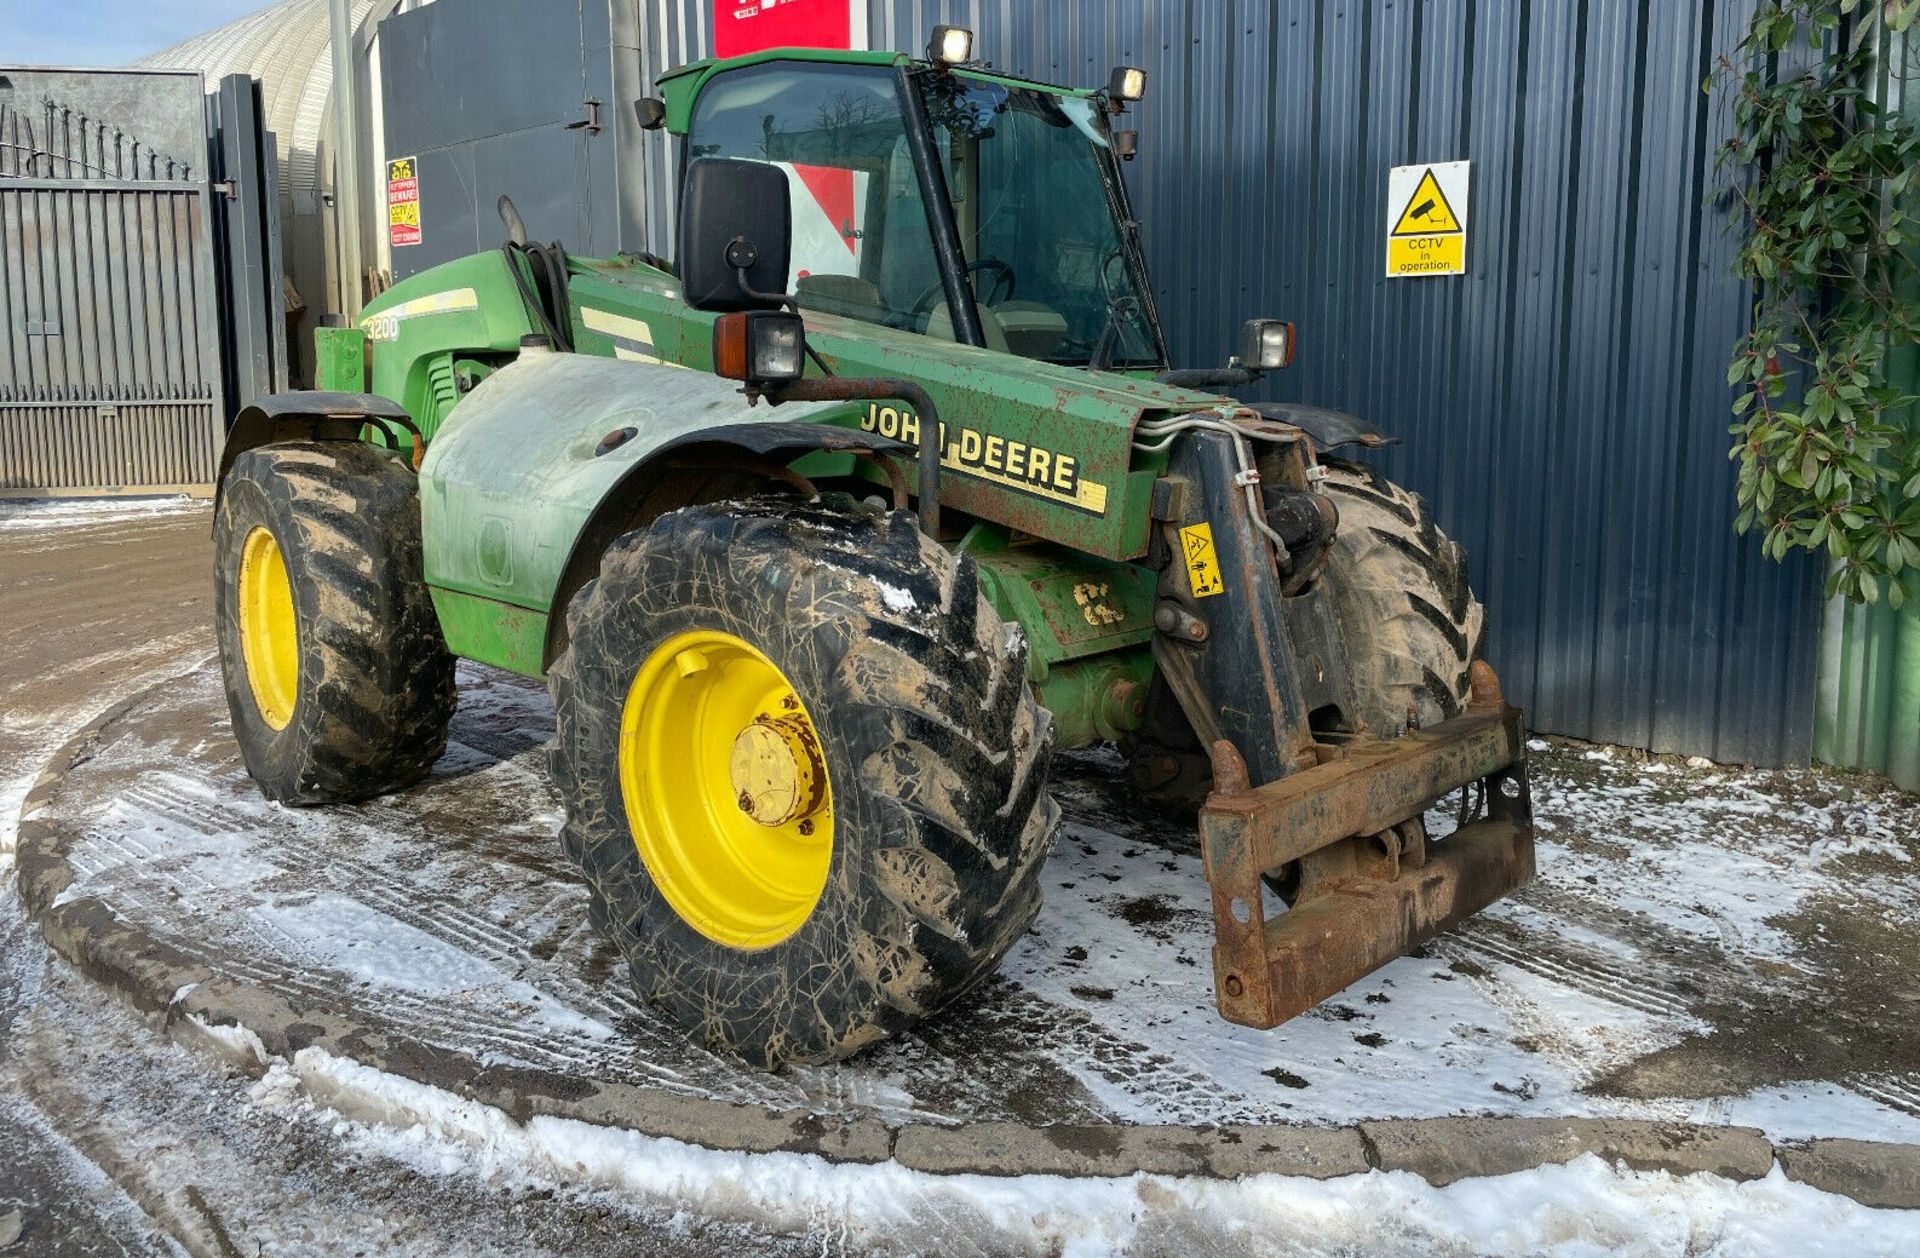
[416,353,902,652]
[1248,402,1396,451]
[214,391,418,512]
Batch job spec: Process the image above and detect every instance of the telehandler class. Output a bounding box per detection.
[213,28,1533,1066]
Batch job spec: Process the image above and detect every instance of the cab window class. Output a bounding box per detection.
[685,62,947,334]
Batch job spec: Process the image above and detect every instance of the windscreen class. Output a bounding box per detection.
[921,73,1162,367]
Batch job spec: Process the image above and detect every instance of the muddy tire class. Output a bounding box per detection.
[1126,459,1484,805]
[548,496,1058,1066]
[214,441,456,805]
[1317,457,1484,735]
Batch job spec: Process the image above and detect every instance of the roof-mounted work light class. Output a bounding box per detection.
[1108,65,1147,102]
[929,25,973,66]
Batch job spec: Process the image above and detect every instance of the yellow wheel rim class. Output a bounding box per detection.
[617,629,834,950]
[237,526,300,731]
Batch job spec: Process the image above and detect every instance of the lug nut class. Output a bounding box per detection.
[797,819,814,836]
[737,791,754,813]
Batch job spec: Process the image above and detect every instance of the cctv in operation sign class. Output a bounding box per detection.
[1386,161,1470,278]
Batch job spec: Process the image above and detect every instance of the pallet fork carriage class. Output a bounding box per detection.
[211,27,1535,1065]
[1151,424,1534,1023]
[1202,666,1533,1026]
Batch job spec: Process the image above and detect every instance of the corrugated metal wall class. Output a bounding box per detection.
[1816,16,1920,792]
[628,0,1829,765]
[890,0,1825,766]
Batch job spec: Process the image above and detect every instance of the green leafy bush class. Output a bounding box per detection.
[1718,0,1920,606]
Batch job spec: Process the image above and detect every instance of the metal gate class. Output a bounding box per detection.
[0,68,282,496]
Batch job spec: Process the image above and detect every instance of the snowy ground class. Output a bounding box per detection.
[0,494,202,531]
[34,661,1920,1144]
[4,495,1920,1255]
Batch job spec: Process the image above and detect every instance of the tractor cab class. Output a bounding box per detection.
[658,44,1167,371]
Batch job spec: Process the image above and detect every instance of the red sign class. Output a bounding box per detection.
[713,0,853,58]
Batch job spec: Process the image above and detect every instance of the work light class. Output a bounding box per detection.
[713,311,807,386]
[929,25,973,65]
[1239,319,1297,371]
[1108,65,1147,102]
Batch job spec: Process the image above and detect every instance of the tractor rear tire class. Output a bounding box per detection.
[548,496,1058,1066]
[1317,457,1485,735]
[214,441,457,805]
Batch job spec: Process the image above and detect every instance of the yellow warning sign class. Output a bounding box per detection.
[1386,161,1469,278]
[1179,522,1226,599]
[387,155,421,247]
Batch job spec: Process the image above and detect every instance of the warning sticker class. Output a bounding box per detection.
[1179,522,1226,599]
[388,155,421,248]
[1386,161,1468,278]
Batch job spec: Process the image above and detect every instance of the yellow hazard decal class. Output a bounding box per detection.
[1180,522,1226,598]
[1073,581,1126,627]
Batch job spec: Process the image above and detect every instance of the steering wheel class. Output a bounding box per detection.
[910,258,1017,320]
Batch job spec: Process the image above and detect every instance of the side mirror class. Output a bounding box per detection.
[678,158,792,312]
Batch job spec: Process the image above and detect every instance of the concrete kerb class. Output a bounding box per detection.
[14,683,1920,1205]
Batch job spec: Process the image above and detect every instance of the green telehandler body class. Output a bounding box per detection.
[211,34,1533,1066]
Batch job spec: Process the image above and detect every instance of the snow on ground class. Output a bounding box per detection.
[0,494,200,532]
[32,659,1920,1149]
[224,1039,1920,1257]
[6,499,1920,1253]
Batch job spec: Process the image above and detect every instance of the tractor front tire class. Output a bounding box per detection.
[548,497,1058,1066]
[214,441,456,805]
[1317,457,1485,735]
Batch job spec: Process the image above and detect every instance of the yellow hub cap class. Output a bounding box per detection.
[237,526,299,730]
[617,629,834,949]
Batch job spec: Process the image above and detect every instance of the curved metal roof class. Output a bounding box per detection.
[133,0,376,200]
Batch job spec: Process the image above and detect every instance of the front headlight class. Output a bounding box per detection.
[1239,319,1297,372]
[713,311,807,385]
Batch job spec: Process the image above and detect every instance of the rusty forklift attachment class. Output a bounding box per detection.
[1198,661,1535,1028]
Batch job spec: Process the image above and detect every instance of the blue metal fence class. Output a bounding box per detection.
[845,0,1824,766]
[625,0,1824,764]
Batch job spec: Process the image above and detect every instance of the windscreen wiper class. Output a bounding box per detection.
[1089,295,1141,371]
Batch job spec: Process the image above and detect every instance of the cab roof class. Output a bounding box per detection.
[655,46,1095,133]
